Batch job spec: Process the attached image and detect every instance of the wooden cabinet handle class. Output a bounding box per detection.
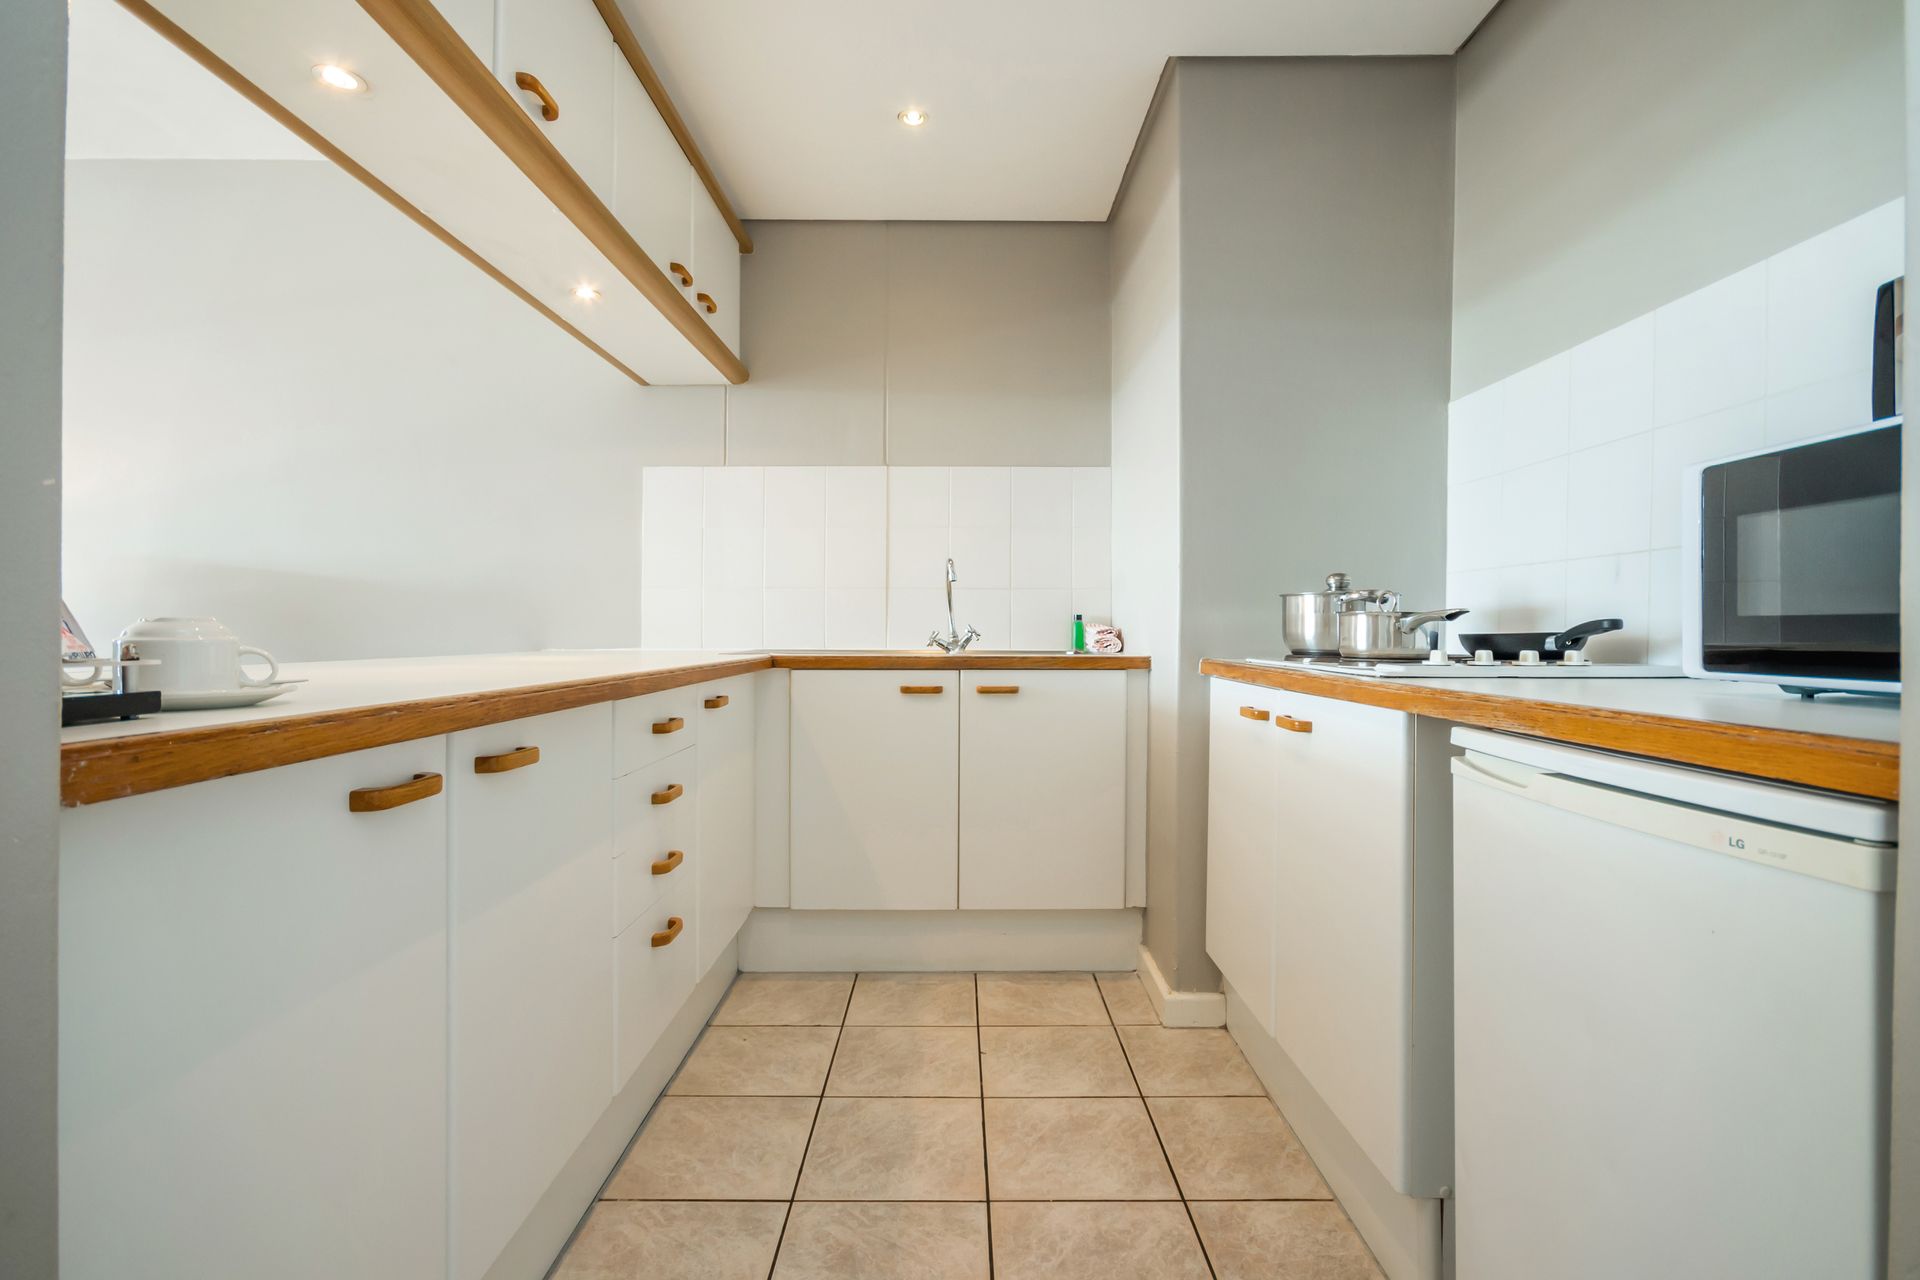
[514,71,559,121]
[651,849,685,876]
[473,745,539,774]
[1239,706,1271,722]
[669,261,692,288]
[900,685,945,695]
[696,292,718,315]
[651,782,684,806]
[651,916,684,948]
[652,716,685,735]
[976,685,1020,695]
[1275,715,1314,734]
[348,772,442,813]
[704,694,730,710]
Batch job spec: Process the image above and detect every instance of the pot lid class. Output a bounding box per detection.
[1285,572,1390,601]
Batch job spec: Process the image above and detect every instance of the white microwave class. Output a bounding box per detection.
[1681,417,1901,697]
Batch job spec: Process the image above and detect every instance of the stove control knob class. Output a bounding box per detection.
[1561,650,1590,666]
[1517,649,1542,665]
[1471,649,1496,666]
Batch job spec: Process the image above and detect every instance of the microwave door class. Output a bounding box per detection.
[1698,423,1901,687]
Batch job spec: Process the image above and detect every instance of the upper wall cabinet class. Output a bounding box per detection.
[613,66,695,285]
[690,185,742,356]
[494,0,617,202]
[129,0,749,387]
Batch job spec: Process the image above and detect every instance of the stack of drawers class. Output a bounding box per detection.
[611,686,701,1088]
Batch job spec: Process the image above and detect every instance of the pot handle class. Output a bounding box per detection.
[1548,617,1623,651]
[1396,607,1469,634]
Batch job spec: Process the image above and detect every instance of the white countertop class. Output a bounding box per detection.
[61,649,741,745]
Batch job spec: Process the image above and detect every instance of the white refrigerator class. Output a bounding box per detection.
[1450,727,1895,1279]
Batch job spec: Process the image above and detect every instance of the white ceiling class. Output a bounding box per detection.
[65,0,320,161]
[616,0,1498,222]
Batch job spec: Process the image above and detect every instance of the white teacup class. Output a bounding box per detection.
[116,617,280,695]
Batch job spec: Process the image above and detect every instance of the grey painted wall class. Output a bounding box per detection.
[1894,9,1918,1278]
[729,221,1111,467]
[1109,72,1188,987]
[1453,0,1905,396]
[1112,57,1455,993]
[1,2,64,1273]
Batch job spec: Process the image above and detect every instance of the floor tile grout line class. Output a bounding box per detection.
[597,1193,1337,1203]
[762,983,850,1280]
[976,973,994,1279]
[1096,973,1220,1280]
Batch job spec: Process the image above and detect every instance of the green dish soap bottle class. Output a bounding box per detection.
[1072,613,1086,654]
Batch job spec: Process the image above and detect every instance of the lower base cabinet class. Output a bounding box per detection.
[788,668,1131,910]
[59,739,452,1280]
[696,673,757,975]
[448,706,615,1280]
[959,669,1126,908]
[789,669,961,909]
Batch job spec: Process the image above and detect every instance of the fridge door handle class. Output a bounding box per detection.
[1451,752,1541,798]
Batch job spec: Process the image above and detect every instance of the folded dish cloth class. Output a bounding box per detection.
[1086,624,1124,654]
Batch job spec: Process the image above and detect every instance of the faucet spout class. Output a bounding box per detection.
[928,557,982,653]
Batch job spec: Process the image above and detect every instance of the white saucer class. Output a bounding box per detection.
[159,681,303,711]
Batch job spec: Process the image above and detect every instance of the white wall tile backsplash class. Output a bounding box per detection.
[641,466,1114,650]
[1446,200,1904,664]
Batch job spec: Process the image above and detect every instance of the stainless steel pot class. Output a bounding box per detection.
[1281,572,1390,656]
[1337,599,1469,661]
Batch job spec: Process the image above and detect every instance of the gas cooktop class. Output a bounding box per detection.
[1245,654,1683,679]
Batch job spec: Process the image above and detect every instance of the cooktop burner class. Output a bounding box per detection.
[1245,654,1683,679]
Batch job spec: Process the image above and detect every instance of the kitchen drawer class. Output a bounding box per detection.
[613,686,700,777]
[613,751,697,936]
[614,875,696,1091]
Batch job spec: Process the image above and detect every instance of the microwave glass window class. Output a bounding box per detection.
[1734,496,1899,618]
[1699,423,1900,682]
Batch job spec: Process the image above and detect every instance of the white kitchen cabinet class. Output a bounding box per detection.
[436,0,495,63]
[696,673,758,974]
[790,669,961,910]
[1267,690,1426,1193]
[494,0,617,201]
[689,184,742,355]
[960,670,1126,908]
[614,750,699,936]
[616,875,697,1088]
[1205,679,1285,1036]
[613,67,695,283]
[1210,679,1454,1198]
[59,739,451,1280]
[447,705,614,1280]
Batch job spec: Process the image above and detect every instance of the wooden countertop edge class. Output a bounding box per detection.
[60,657,772,807]
[769,654,1150,670]
[60,654,1149,805]
[1199,659,1899,802]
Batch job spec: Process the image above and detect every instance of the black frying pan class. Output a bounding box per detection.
[1456,617,1623,661]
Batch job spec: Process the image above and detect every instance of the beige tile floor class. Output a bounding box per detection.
[553,971,1385,1280]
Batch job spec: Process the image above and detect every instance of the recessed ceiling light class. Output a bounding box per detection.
[897,108,928,128]
[313,64,367,93]
[572,284,601,302]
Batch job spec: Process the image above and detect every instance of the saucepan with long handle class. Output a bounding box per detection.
[1456,617,1623,661]
[1338,599,1469,661]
